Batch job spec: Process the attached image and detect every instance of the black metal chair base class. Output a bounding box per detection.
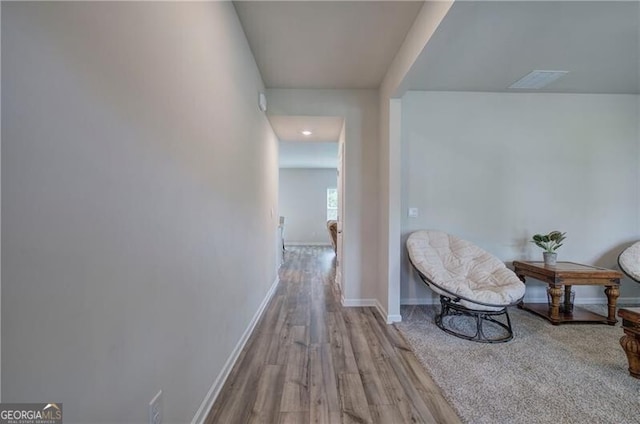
[435,296,514,343]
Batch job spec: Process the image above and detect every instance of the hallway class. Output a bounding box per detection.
[206,246,460,424]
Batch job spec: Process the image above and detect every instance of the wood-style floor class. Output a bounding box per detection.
[206,246,461,424]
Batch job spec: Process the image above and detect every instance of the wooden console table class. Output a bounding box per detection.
[618,308,640,378]
[512,261,621,325]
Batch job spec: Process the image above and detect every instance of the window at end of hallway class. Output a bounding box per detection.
[327,188,338,221]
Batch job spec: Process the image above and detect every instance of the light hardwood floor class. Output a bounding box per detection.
[206,246,461,424]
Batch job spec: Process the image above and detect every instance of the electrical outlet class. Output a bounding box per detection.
[408,207,419,218]
[149,390,163,424]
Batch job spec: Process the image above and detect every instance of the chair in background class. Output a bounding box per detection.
[406,230,526,343]
[617,241,640,378]
[327,220,338,253]
[618,241,640,283]
[279,216,285,257]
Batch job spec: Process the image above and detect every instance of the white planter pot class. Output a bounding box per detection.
[543,252,557,266]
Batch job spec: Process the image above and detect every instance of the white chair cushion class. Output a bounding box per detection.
[407,230,525,311]
[619,241,640,282]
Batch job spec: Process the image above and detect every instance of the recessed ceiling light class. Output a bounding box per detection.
[301,130,313,136]
[509,70,569,89]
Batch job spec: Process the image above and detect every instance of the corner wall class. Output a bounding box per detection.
[2,3,278,422]
[401,91,640,304]
[279,168,337,245]
[378,1,454,321]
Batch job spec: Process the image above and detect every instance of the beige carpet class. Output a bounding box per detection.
[397,305,640,424]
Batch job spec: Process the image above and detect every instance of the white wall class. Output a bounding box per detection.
[378,1,454,322]
[2,3,278,423]
[401,91,640,304]
[279,168,337,245]
[267,89,379,302]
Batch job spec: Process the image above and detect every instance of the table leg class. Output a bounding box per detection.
[604,285,620,325]
[563,285,573,314]
[548,286,562,324]
[516,274,525,308]
[620,333,640,378]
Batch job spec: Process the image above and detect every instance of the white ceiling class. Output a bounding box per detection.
[398,1,640,94]
[236,1,420,168]
[234,1,423,89]
[238,1,639,168]
[269,115,342,168]
[236,1,639,94]
[268,115,344,142]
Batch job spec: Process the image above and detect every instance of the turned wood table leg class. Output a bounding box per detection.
[563,285,573,314]
[516,273,525,308]
[604,285,620,325]
[548,286,562,324]
[619,308,640,378]
[620,334,640,378]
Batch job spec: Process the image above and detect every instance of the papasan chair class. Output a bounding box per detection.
[618,241,640,283]
[407,230,526,343]
[327,220,338,253]
[617,242,640,379]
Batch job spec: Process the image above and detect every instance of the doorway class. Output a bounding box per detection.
[269,115,345,291]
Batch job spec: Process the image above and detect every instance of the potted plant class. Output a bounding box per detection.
[531,231,566,266]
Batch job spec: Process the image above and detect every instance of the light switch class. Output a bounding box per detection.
[408,208,419,218]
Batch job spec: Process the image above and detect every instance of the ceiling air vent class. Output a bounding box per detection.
[509,70,569,89]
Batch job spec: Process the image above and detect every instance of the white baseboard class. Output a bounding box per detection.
[401,297,438,305]
[524,296,640,305]
[342,298,377,307]
[402,296,640,306]
[191,276,280,424]
[285,242,331,246]
[341,298,402,324]
[374,299,402,324]
[374,300,388,323]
